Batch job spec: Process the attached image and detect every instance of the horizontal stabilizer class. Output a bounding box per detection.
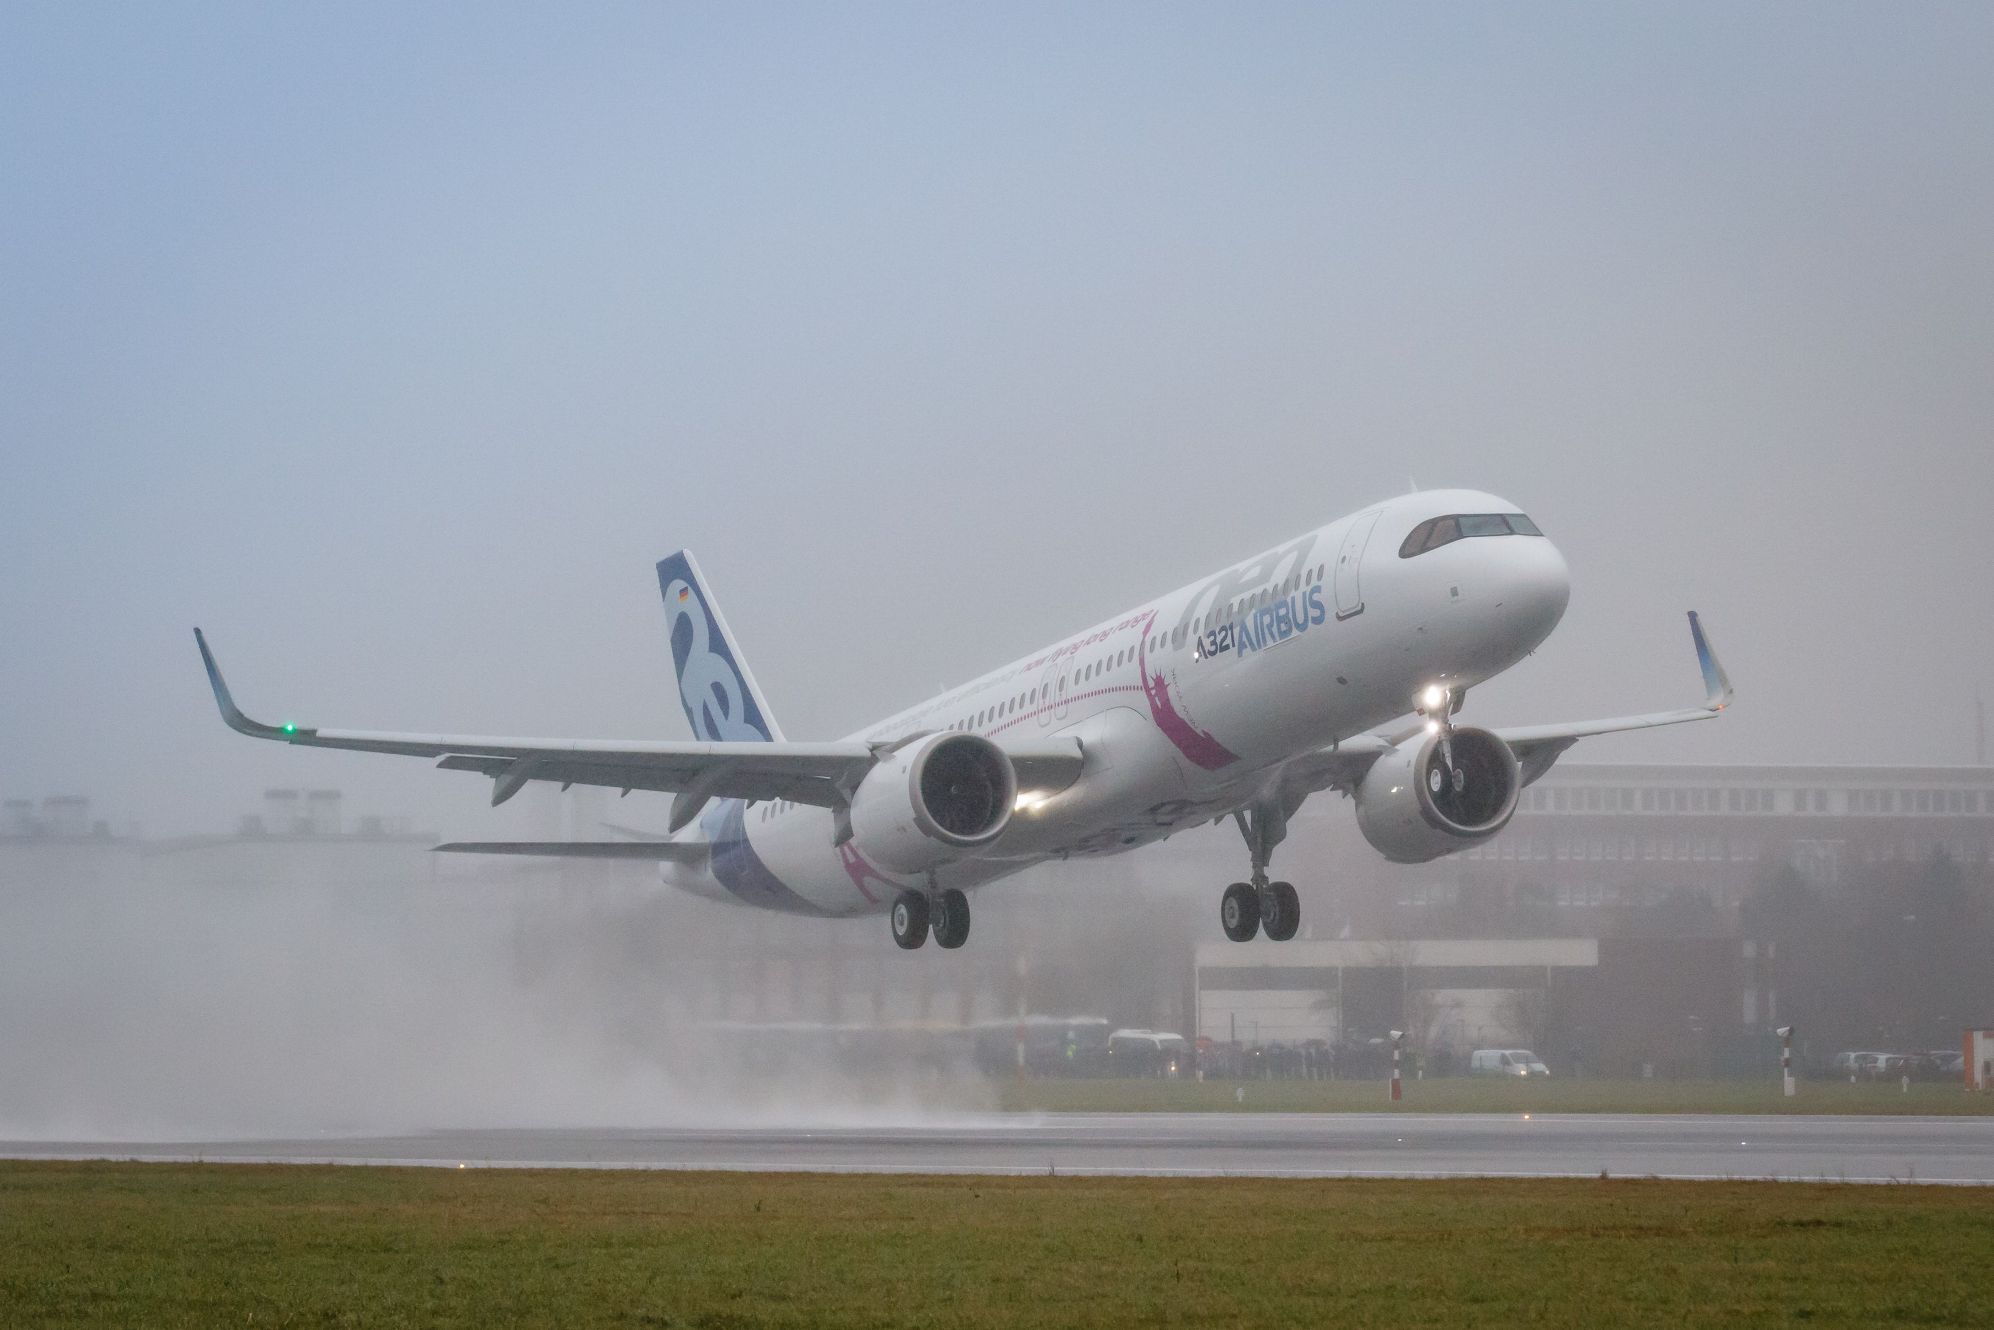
[434,841,710,862]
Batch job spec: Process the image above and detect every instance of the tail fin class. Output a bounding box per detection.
[656,551,784,743]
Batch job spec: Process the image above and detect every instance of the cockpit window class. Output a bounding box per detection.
[1399,512,1545,558]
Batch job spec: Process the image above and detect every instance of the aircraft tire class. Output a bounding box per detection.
[1262,881,1300,942]
[1220,882,1260,942]
[933,888,971,949]
[891,890,929,949]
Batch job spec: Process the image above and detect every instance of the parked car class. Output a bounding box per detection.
[1832,1051,1891,1080]
[1107,1029,1190,1078]
[1470,1048,1550,1077]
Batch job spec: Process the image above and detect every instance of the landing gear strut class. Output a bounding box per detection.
[891,886,971,949]
[1220,802,1303,942]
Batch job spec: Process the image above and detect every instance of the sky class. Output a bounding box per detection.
[4,3,1992,839]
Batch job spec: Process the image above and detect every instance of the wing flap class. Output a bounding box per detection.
[434,841,711,861]
[433,753,845,808]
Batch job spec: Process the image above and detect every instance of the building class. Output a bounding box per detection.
[1195,935,1778,1077]
[1295,763,1994,938]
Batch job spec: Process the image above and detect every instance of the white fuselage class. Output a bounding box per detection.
[663,489,1571,915]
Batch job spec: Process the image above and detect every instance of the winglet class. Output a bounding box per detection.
[193,628,299,741]
[1688,611,1733,711]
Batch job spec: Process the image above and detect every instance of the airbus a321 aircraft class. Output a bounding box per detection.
[196,488,1731,950]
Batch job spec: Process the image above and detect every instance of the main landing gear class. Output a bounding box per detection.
[1221,879,1300,942]
[1220,802,1302,942]
[891,886,970,950]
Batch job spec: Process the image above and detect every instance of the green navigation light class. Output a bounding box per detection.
[281,723,297,735]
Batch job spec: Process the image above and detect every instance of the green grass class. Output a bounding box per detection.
[3,1162,1991,1327]
[992,1076,1994,1116]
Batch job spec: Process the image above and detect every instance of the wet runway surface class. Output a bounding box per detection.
[8,1112,1992,1183]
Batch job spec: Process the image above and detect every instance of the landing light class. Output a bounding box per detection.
[1425,720,1440,735]
[1420,684,1447,712]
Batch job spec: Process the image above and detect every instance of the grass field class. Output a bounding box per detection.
[993,1076,1994,1116]
[4,1162,1991,1327]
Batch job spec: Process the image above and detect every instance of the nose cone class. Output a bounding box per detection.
[1511,537,1571,647]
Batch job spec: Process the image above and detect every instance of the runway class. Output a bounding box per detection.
[7,1112,1991,1183]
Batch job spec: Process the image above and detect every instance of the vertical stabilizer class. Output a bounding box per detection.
[655,551,784,743]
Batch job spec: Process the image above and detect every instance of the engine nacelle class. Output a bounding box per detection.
[847,732,1017,875]
[1354,725,1521,864]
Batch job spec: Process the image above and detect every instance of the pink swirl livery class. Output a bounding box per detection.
[1137,612,1239,771]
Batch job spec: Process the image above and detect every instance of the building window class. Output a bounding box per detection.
[1727,789,1742,812]
[1642,789,1655,811]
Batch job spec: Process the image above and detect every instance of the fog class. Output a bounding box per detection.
[3,7,1992,1135]
[0,862,1009,1140]
[0,824,1230,1139]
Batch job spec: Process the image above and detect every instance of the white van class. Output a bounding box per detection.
[1107,1029,1190,1078]
[1470,1048,1550,1077]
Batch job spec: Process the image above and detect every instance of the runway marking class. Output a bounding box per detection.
[6,1113,1988,1184]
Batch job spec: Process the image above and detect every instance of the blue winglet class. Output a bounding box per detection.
[193,628,299,741]
[1688,611,1733,710]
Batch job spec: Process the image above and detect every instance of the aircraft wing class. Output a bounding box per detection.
[194,629,1084,828]
[1283,612,1732,793]
[1492,611,1732,784]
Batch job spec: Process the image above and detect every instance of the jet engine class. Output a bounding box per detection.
[847,732,1017,874]
[1354,726,1521,864]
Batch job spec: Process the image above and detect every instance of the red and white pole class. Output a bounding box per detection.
[1390,1029,1404,1103]
[1777,1025,1795,1098]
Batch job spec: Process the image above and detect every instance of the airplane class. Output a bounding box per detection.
[195,487,1732,949]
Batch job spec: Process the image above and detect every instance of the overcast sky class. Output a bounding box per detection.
[4,3,1991,838]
